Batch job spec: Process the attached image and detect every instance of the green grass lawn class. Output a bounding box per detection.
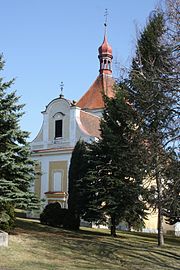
[0,218,179,270]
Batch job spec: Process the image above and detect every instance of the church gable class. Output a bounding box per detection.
[46,98,71,143]
[31,97,72,150]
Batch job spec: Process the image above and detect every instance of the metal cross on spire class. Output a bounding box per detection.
[104,8,108,35]
[59,81,64,98]
[104,8,108,27]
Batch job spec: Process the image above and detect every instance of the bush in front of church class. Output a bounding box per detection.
[63,212,80,230]
[40,202,68,227]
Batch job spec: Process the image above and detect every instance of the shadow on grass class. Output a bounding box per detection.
[15,217,111,238]
[13,217,180,270]
[123,230,180,247]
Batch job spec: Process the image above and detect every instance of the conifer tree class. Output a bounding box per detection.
[68,139,89,229]
[128,10,179,245]
[82,84,147,236]
[0,55,38,230]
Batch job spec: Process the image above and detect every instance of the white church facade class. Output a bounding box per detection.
[30,31,114,208]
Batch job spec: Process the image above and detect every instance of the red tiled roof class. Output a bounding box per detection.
[76,74,114,110]
[78,110,101,138]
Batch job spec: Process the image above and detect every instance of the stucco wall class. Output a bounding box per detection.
[48,160,68,192]
[48,99,70,142]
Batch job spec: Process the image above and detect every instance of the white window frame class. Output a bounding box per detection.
[53,170,63,192]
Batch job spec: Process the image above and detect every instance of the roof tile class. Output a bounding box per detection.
[77,74,114,110]
[79,111,101,138]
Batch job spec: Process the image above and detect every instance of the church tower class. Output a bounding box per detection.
[98,26,113,75]
[76,22,114,117]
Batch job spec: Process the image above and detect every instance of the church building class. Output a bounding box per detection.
[30,28,179,236]
[30,29,114,208]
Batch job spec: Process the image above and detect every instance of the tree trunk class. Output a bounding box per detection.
[110,215,117,237]
[156,174,164,246]
[128,222,132,232]
[157,204,164,246]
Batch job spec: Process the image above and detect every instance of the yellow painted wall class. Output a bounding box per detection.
[144,209,158,230]
[163,220,175,233]
[49,161,68,192]
[144,208,175,233]
[34,162,41,198]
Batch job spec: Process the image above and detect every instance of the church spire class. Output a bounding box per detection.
[98,9,113,75]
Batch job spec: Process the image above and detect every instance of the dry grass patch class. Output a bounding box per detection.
[0,218,179,270]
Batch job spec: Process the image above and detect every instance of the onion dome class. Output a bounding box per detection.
[98,34,113,55]
[98,32,113,75]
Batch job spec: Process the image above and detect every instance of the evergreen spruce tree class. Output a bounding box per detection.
[128,11,179,245]
[82,84,147,236]
[67,139,89,229]
[77,141,108,225]
[0,55,38,230]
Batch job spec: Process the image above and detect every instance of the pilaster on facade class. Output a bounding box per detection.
[42,111,49,149]
[40,158,49,201]
[69,105,80,147]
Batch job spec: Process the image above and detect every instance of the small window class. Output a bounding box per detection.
[53,171,62,191]
[55,120,62,138]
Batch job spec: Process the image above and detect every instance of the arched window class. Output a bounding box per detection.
[55,120,62,138]
[100,59,103,69]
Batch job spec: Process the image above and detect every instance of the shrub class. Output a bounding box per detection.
[0,203,15,232]
[63,212,80,230]
[40,202,68,227]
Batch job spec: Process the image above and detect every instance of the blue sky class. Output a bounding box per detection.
[1,0,158,141]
